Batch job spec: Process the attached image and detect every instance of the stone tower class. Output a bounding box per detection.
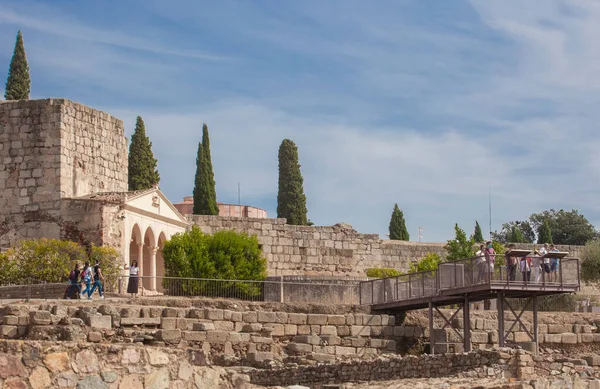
[0,98,128,246]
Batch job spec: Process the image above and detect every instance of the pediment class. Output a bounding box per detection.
[124,189,188,225]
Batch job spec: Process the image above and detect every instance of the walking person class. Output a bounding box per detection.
[125,260,140,298]
[89,259,105,300]
[66,263,81,299]
[549,244,560,283]
[532,250,542,283]
[80,261,94,300]
[539,243,550,282]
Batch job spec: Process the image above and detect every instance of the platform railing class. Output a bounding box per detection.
[359,255,580,306]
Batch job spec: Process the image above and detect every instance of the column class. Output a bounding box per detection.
[149,246,157,291]
[137,243,144,277]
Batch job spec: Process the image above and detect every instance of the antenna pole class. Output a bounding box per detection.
[238,182,241,206]
[489,189,492,240]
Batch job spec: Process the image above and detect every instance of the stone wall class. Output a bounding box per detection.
[0,340,234,389]
[0,99,128,247]
[189,215,447,277]
[249,348,528,387]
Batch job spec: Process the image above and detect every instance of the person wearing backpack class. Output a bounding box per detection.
[89,259,105,300]
[80,261,94,300]
[66,263,81,299]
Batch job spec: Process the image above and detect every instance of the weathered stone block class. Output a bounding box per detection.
[88,331,102,343]
[162,308,178,317]
[213,321,234,331]
[544,333,562,343]
[257,311,277,323]
[0,325,18,338]
[247,352,273,363]
[120,317,161,326]
[287,343,313,353]
[351,326,370,337]
[362,315,382,326]
[3,316,19,326]
[87,315,111,330]
[193,322,215,331]
[335,346,356,356]
[307,314,328,325]
[288,313,307,325]
[320,334,341,346]
[471,331,489,344]
[241,323,262,333]
[548,324,566,334]
[29,311,51,325]
[561,333,577,344]
[514,332,531,343]
[582,333,594,343]
[183,331,206,342]
[284,324,298,336]
[206,331,229,343]
[337,325,350,336]
[242,312,257,323]
[204,309,224,321]
[320,325,337,336]
[155,329,181,342]
[327,315,346,325]
[294,334,321,345]
[229,332,251,344]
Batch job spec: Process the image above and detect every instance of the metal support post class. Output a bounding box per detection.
[497,292,505,347]
[429,300,435,355]
[533,295,539,355]
[463,295,471,352]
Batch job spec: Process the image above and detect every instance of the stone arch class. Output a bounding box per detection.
[142,227,156,290]
[128,223,143,270]
[156,231,168,293]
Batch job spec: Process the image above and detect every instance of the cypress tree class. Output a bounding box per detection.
[127,116,160,191]
[276,139,307,225]
[4,31,31,100]
[509,226,525,243]
[473,221,484,242]
[388,204,410,241]
[193,124,219,215]
[537,220,553,244]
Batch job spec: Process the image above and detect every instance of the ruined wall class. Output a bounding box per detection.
[0,99,128,246]
[189,215,447,277]
[0,340,233,389]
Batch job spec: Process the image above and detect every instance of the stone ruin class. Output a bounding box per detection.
[2,297,600,388]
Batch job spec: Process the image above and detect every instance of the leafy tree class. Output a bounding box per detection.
[0,239,120,285]
[537,220,553,244]
[128,116,160,191]
[366,268,402,278]
[445,224,476,260]
[4,31,30,100]
[409,252,442,273]
[581,240,600,283]
[193,124,219,215]
[473,221,484,242]
[529,209,594,245]
[508,226,525,243]
[389,204,409,241]
[276,139,308,225]
[492,221,535,244]
[162,226,267,297]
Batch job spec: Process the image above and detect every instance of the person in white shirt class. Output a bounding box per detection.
[475,244,486,283]
[539,243,549,281]
[125,260,140,298]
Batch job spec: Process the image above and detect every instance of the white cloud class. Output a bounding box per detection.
[2,0,600,241]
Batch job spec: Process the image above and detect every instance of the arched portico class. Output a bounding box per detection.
[120,189,188,293]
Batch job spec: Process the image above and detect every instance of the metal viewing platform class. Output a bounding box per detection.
[359,251,580,354]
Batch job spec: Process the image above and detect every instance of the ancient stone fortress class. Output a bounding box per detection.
[1,298,600,387]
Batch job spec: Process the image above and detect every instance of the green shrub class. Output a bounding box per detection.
[409,252,442,273]
[0,239,120,285]
[366,268,402,278]
[162,226,267,298]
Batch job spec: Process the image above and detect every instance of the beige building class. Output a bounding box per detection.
[173,196,268,218]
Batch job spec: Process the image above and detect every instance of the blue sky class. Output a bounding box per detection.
[2,0,600,242]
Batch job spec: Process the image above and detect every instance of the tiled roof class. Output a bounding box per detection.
[74,188,154,203]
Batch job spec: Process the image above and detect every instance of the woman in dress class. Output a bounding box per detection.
[124,260,139,298]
